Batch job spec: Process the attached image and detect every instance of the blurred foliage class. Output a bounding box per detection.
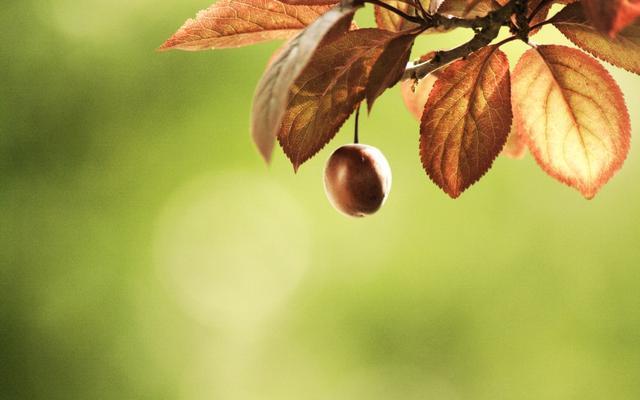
[2,1,640,399]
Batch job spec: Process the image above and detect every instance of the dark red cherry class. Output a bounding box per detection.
[323,144,392,217]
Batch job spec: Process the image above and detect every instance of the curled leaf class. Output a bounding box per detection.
[553,2,640,74]
[160,0,334,51]
[420,46,512,198]
[251,5,357,162]
[512,45,631,198]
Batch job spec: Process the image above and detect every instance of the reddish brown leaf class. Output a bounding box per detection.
[251,5,357,162]
[512,45,630,198]
[374,1,420,32]
[400,73,439,120]
[420,46,512,198]
[365,33,417,110]
[553,2,640,74]
[582,0,640,36]
[278,28,398,170]
[160,0,335,51]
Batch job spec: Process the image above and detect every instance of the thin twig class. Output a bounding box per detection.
[364,0,519,30]
[493,35,519,48]
[363,0,424,24]
[528,0,553,22]
[413,0,429,21]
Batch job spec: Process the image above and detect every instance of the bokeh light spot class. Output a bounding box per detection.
[154,171,310,331]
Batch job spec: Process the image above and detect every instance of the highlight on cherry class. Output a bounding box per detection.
[160,0,638,216]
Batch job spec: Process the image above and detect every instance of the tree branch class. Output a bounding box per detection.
[402,0,522,80]
[402,24,501,80]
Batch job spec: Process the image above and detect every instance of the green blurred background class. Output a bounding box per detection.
[2,1,640,399]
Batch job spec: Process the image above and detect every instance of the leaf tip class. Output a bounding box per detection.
[156,43,172,52]
[158,35,180,52]
[581,187,598,200]
[251,127,276,165]
[365,97,375,114]
[258,149,273,165]
[446,189,462,199]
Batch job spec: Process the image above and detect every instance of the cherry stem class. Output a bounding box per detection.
[354,104,360,144]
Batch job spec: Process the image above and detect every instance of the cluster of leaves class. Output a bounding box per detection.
[161,0,640,199]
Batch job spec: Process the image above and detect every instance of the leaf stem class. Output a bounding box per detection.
[494,35,519,48]
[528,19,554,32]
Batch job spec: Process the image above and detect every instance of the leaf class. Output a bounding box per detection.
[252,5,357,162]
[400,73,439,120]
[420,46,512,198]
[278,28,398,170]
[553,2,640,74]
[160,0,335,51]
[365,32,417,110]
[512,45,630,198]
[581,0,640,36]
[374,1,419,32]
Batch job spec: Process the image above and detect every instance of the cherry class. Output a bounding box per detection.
[323,144,392,217]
